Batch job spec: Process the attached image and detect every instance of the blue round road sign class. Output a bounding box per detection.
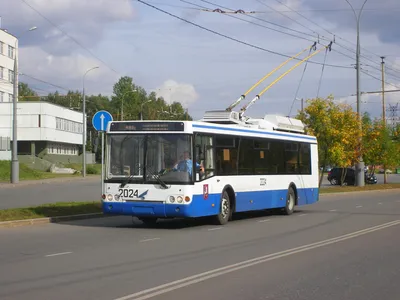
[92,110,113,131]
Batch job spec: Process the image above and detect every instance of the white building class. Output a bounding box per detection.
[0,29,16,103]
[0,28,16,160]
[0,102,86,161]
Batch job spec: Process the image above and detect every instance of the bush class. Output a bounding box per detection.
[86,165,99,175]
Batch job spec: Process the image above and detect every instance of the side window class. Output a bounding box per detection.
[238,138,254,175]
[194,134,215,181]
[299,143,311,174]
[215,135,238,176]
[284,142,299,174]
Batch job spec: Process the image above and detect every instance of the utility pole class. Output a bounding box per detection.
[346,0,367,187]
[381,57,386,124]
[301,98,304,113]
[381,56,388,184]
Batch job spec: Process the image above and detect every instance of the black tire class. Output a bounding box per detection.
[213,190,231,225]
[140,217,158,226]
[283,187,295,215]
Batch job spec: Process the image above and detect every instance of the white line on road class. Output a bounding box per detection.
[378,202,382,205]
[139,238,160,243]
[111,220,400,300]
[329,209,337,212]
[45,252,72,257]
[298,214,307,217]
[258,219,270,223]
[356,205,363,208]
[208,227,222,231]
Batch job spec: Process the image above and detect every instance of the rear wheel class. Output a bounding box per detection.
[283,187,295,215]
[213,191,231,225]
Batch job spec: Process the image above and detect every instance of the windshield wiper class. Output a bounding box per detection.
[146,167,169,189]
[120,175,135,188]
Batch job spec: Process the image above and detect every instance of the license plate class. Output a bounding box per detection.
[118,188,139,199]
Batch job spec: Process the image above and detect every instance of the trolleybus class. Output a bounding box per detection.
[101,110,319,225]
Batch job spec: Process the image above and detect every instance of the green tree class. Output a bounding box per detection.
[297,96,361,187]
[18,82,39,101]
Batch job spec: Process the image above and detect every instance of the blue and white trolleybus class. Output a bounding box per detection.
[101,110,319,225]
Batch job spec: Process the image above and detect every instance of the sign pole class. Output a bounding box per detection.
[91,110,113,200]
[101,130,105,198]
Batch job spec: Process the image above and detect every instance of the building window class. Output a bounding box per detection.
[8,45,14,58]
[0,92,3,103]
[8,94,12,102]
[0,41,3,54]
[55,117,83,134]
[0,67,3,79]
[8,69,14,83]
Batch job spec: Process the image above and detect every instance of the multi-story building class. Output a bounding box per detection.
[0,29,17,160]
[0,28,16,103]
[0,28,91,164]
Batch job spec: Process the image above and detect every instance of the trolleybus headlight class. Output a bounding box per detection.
[107,194,114,201]
[177,196,183,203]
[114,194,120,201]
[185,196,191,203]
[169,196,175,203]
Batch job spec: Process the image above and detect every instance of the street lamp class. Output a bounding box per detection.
[11,26,37,184]
[345,0,368,187]
[82,66,99,178]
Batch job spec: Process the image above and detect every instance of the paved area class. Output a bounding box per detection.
[0,190,399,299]
[0,173,399,209]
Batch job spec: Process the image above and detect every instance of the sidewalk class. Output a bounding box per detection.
[0,175,100,189]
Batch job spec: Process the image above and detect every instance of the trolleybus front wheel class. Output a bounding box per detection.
[214,190,231,225]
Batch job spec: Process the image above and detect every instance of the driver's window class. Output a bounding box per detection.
[195,134,215,181]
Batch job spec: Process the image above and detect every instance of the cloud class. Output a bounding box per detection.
[0,0,134,54]
[302,0,400,45]
[154,80,199,107]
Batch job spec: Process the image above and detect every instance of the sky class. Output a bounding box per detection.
[1,0,400,121]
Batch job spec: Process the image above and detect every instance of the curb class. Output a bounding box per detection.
[0,212,108,229]
[320,187,400,196]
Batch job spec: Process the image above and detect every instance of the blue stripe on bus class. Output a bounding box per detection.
[192,124,317,142]
[102,187,319,218]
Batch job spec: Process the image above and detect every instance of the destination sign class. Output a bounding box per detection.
[109,122,185,132]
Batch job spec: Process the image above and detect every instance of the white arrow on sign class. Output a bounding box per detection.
[100,114,105,131]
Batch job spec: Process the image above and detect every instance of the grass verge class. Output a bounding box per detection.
[0,160,80,182]
[320,183,400,194]
[0,201,102,222]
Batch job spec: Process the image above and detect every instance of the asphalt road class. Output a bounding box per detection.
[0,190,399,300]
[1,173,400,209]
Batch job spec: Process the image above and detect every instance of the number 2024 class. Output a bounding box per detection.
[119,189,139,198]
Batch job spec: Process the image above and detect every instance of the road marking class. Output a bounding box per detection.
[112,220,400,300]
[378,202,382,205]
[329,209,337,212]
[298,214,307,217]
[258,219,270,223]
[208,227,222,231]
[356,205,363,208]
[45,252,72,257]
[139,238,160,243]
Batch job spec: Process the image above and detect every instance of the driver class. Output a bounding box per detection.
[174,150,203,177]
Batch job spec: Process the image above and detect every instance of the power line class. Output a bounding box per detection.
[135,0,352,69]
[20,0,121,75]
[360,69,400,89]
[198,0,400,79]
[19,73,70,91]
[181,0,317,42]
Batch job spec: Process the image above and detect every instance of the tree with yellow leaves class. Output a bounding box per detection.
[297,96,362,187]
[363,114,400,183]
